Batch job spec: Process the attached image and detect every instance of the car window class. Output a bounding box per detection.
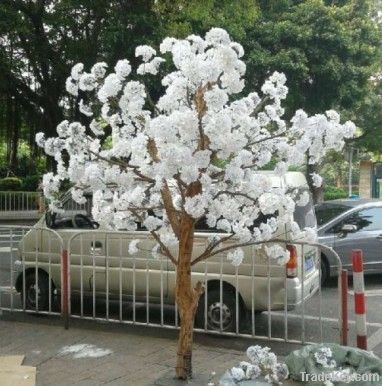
[345,208,382,232]
[329,207,382,233]
[315,204,349,226]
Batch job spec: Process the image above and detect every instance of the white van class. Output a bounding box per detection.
[15,172,319,331]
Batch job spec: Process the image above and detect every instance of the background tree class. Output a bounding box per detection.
[153,0,258,40]
[0,0,380,190]
[0,0,159,173]
[243,0,381,201]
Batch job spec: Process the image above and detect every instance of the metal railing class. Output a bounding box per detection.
[0,225,64,317]
[0,191,92,213]
[0,225,345,346]
[0,191,40,212]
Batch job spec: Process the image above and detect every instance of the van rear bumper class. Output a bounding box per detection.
[285,268,320,308]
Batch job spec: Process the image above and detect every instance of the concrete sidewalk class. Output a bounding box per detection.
[0,314,300,386]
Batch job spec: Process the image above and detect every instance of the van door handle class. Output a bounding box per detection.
[376,235,382,240]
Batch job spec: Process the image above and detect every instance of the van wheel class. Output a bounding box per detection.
[22,272,52,311]
[195,288,244,332]
[320,256,329,286]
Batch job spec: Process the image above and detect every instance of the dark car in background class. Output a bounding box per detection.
[316,199,382,284]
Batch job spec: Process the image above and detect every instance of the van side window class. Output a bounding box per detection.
[195,213,278,232]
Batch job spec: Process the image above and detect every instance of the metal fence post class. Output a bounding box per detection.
[340,269,348,346]
[352,249,367,350]
[61,248,69,330]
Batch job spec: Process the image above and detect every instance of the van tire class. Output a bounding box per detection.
[195,288,244,332]
[320,256,329,286]
[22,271,52,311]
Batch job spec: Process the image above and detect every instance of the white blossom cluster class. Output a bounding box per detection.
[314,347,337,369]
[227,345,289,384]
[37,28,355,264]
[311,346,372,386]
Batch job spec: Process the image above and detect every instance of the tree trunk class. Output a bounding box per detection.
[175,210,203,380]
[9,101,20,173]
[306,161,324,204]
[335,165,343,188]
[5,95,12,171]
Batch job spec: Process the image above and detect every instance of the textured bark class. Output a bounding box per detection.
[175,182,204,380]
[9,101,20,172]
[306,161,324,204]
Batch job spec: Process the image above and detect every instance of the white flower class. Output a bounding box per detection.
[151,244,161,259]
[65,77,78,96]
[137,57,165,76]
[143,216,163,231]
[230,367,245,381]
[160,37,177,53]
[71,63,84,81]
[71,188,87,205]
[114,59,131,79]
[258,193,280,215]
[205,28,231,46]
[184,195,206,218]
[35,132,45,147]
[314,347,336,368]
[91,62,108,79]
[265,245,290,265]
[204,87,228,111]
[79,73,96,91]
[135,45,156,62]
[273,362,289,381]
[296,191,310,207]
[311,173,323,188]
[79,99,93,117]
[90,120,104,136]
[98,74,122,103]
[128,239,140,255]
[343,121,356,138]
[227,248,244,266]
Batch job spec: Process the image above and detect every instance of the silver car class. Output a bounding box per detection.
[317,199,382,284]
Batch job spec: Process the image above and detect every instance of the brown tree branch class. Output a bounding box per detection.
[191,233,235,266]
[130,208,177,265]
[213,190,258,202]
[161,180,181,238]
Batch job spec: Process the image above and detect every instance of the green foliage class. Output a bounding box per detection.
[352,81,382,155]
[154,0,258,40]
[21,175,41,192]
[324,185,348,200]
[0,0,381,177]
[244,0,381,115]
[0,177,22,191]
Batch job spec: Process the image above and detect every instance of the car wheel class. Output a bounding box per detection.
[195,288,244,332]
[320,256,329,286]
[22,271,52,311]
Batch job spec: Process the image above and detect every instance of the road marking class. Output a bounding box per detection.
[269,311,382,329]
[348,289,382,297]
[368,328,382,350]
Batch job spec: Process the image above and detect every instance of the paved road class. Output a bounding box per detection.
[0,230,381,358]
